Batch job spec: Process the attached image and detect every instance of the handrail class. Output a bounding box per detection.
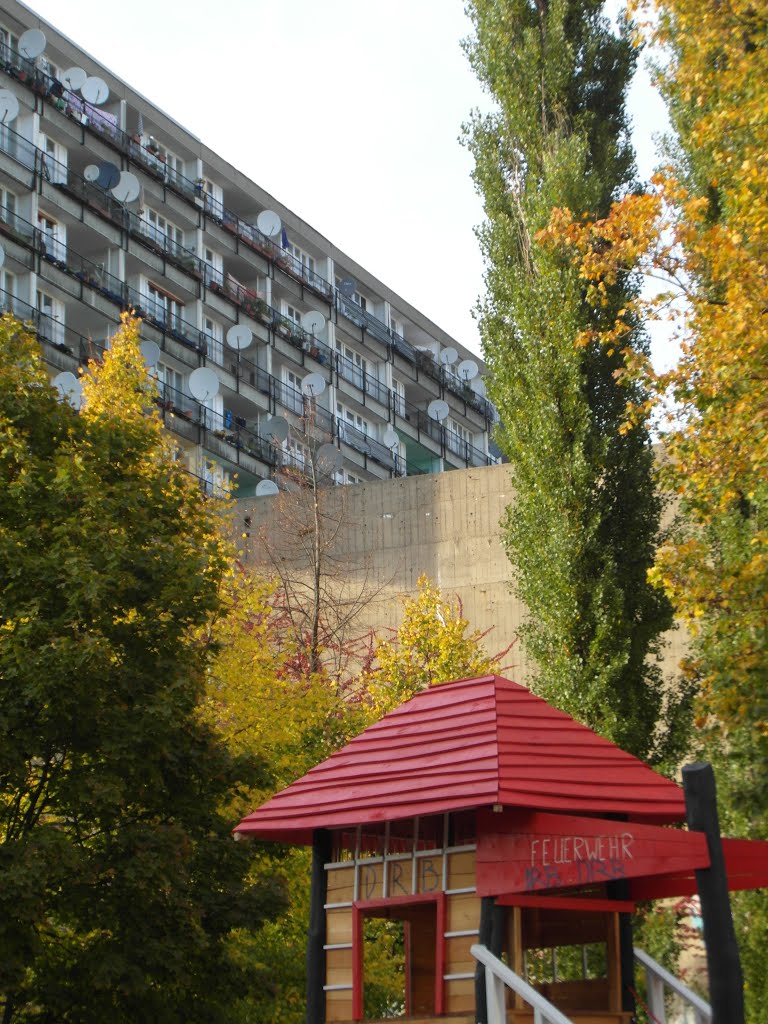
[471,944,574,1024]
[634,947,712,1024]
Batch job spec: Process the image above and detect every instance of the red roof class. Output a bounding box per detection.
[235,675,686,843]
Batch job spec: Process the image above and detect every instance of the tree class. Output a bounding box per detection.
[246,414,384,684]
[0,314,284,1023]
[365,574,504,714]
[536,1,768,1014]
[463,0,687,765]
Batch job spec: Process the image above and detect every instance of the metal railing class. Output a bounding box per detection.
[471,944,574,1024]
[0,51,497,419]
[634,947,712,1024]
[471,943,713,1024]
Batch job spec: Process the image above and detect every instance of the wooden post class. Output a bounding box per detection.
[305,828,332,1024]
[474,895,496,1024]
[607,878,635,1014]
[682,762,745,1024]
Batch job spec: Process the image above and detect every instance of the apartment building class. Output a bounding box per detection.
[0,0,497,497]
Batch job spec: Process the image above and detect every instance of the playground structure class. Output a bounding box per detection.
[236,675,768,1023]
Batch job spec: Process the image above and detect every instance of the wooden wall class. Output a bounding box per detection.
[324,846,479,1021]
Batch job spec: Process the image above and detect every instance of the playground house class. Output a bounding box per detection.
[235,675,768,1023]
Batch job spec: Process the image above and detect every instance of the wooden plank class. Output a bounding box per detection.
[446,892,480,933]
[358,860,385,901]
[325,947,352,978]
[499,894,635,914]
[447,850,476,890]
[326,909,353,945]
[326,866,355,903]
[445,935,475,975]
[444,977,476,1014]
[477,808,709,896]
[325,989,353,1023]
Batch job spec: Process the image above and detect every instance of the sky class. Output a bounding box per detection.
[23,0,669,360]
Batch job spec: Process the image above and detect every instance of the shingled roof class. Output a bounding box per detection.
[235,675,686,843]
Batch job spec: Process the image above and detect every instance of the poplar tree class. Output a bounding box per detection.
[463,0,688,763]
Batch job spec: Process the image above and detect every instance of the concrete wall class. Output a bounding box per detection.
[239,462,687,685]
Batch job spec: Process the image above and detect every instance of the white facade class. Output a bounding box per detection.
[0,1,497,497]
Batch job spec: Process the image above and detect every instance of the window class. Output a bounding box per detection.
[142,208,184,256]
[36,290,64,346]
[203,317,223,365]
[449,419,472,445]
[280,368,305,415]
[446,419,474,459]
[283,436,309,470]
[0,269,16,304]
[0,186,16,229]
[0,27,17,65]
[336,342,367,389]
[200,178,224,219]
[155,361,184,403]
[38,211,66,263]
[39,135,67,184]
[336,402,370,438]
[285,241,316,280]
[283,302,303,326]
[203,246,223,287]
[390,315,402,338]
[392,377,406,417]
[145,282,185,332]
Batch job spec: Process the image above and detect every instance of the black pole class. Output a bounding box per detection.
[305,828,332,1024]
[682,762,744,1024]
[474,895,495,1024]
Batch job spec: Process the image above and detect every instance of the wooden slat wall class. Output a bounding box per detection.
[325,848,484,1021]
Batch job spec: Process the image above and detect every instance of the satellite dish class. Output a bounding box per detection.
[471,378,487,398]
[256,210,281,238]
[317,443,343,474]
[52,371,82,408]
[62,66,87,91]
[226,324,253,350]
[81,76,109,105]
[339,277,356,297]
[427,399,449,422]
[440,347,458,366]
[263,416,288,444]
[458,359,479,381]
[111,170,140,203]
[83,164,100,182]
[18,28,46,59]
[96,162,120,190]
[383,426,399,449]
[140,340,160,367]
[255,479,279,497]
[0,90,20,124]
[188,366,220,401]
[301,372,326,397]
[300,310,326,335]
[0,244,5,269]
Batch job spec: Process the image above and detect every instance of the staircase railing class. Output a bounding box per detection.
[634,947,712,1024]
[472,944,713,1024]
[470,944,574,1024]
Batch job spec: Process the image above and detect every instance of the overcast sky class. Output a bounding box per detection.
[23,0,668,360]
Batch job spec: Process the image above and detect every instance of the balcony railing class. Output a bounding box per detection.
[0,82,495,420]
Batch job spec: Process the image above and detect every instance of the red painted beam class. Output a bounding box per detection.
[477,809,710,896]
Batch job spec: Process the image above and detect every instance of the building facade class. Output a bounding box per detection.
[0,0,497,497]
